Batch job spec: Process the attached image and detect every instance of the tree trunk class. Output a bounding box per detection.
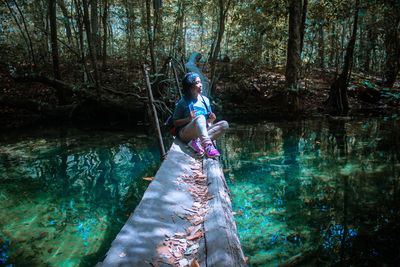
[300,0,308,54]
[146,0,157,73]
[102,0,108,69]
[82,0,100,91]
[364,12,377,72]
[285,0,302,90]
[90,0,101,58]
[153,0,162,57]
[49,0,61,82]
[327,0,360,115]
[329,23,336,67]
[175,0,185,56]
[382,1,400,88]
[317,23,325,69]
[125,0,134,66]
[74,0,90,83]
[209,0,231,96]
[58,0,73,47]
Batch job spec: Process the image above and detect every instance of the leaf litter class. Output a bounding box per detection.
[156,158,211,266]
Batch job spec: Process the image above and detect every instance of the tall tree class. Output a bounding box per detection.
[285,0,303,90]
[146,0,157,73]
[172,0,186,57]
[382,0,400,88]
[284,0,307,112]
[209,0,232,96]
[102,0,108,69]
[49,0,60,80]
[90,0,101,58]
[58,0,73,47]
[327,0,360,114]
[82,0,100,90]
[363,11,377,72]
[300,0,308,54]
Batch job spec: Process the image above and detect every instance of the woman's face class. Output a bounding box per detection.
[190,77,203,98]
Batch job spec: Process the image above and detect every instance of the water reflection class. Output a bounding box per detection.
[220,118,400,266]
[0,129,159,266]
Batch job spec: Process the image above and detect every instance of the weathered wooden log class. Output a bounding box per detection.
[98,140,207,267]
[185,53,210,97]
[203,157,246,267]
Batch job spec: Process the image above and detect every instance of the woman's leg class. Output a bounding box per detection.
[207,120,229,140]
[179,115,212,144]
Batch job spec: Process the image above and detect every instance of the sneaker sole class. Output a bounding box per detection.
[188,143,204,154]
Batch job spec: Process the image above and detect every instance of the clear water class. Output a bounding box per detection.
[1,118,399,266]
[220,117,400,266]
[0,127,160,266]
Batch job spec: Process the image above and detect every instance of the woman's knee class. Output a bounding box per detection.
[220,120,229,132]
[193,115,207,124]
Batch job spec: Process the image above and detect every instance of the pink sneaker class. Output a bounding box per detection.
[204,143,220,158]
[188,138,204,154]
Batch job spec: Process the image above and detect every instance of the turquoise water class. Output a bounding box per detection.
[1,118,399,266]
[220,118,400,266]
[0,127,160,266]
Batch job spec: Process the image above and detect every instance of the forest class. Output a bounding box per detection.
[0,0,399,129]
[1,1,400,266]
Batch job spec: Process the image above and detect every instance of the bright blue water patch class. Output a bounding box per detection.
[220,118,400,266]
[0,128,160,266]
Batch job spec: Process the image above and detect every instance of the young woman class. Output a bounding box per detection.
[172,73,228,157]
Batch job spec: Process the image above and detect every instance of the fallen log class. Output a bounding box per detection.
[186,53,210,97]
[0,95,76,118]
[5,72,146,119]
[203,157,246,267]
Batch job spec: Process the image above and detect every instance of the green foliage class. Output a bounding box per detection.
[0,0,396,86]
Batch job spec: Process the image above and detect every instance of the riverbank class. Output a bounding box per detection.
[1,61,398,131]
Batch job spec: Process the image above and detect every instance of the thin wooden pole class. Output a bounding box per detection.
[143,64,167,160]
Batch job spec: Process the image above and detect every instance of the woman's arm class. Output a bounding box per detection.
[207,112,216,123]
[173,110,196,127]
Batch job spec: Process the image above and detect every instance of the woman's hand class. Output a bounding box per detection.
[208,112,216,123]
[189,110,196,121]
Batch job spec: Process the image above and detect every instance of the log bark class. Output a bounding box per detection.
[203,158,246,267]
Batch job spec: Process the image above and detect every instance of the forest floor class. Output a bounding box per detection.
[0,60,399,130]
[214,62,399,121]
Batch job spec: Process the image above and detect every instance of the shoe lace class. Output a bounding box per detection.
[205,143,215,152]
[195,139,202,147]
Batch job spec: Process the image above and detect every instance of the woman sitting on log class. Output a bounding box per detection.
[172,73,228,157]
